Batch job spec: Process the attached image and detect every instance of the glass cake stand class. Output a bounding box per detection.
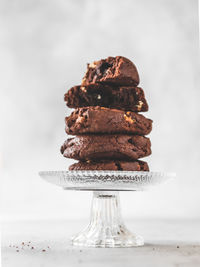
[39,171,175,248]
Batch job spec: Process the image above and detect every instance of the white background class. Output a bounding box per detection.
[1,0,199,221]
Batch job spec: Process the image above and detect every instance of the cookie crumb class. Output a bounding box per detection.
[42,249,46,252]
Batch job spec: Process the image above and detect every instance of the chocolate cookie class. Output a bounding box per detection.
[65,106,152,135]
[61,135,151,161]
[64,84,148,112]
[81,56,139,86]
[69,160,149,171]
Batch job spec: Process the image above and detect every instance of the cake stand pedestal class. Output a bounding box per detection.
[71,191,143,247]
[39,171,175,248]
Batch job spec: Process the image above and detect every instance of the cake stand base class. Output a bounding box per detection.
[39,170,175,248]
[71,191,144,247]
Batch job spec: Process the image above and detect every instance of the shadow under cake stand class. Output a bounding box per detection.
[39,171,175,248]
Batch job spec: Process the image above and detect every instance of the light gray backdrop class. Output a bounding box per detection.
[1,0,199,220]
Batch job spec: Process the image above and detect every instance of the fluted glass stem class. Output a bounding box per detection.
[88,192,123,233]
[71,191,144,247]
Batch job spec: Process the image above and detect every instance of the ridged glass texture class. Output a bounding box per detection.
[39,171,175,191]
[39,171,175,247]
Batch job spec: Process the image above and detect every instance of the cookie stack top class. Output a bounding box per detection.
[61,56,152,171]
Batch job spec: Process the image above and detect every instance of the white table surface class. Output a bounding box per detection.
[1,219,200,267]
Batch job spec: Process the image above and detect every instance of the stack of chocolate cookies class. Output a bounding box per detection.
[61,56,152,171]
